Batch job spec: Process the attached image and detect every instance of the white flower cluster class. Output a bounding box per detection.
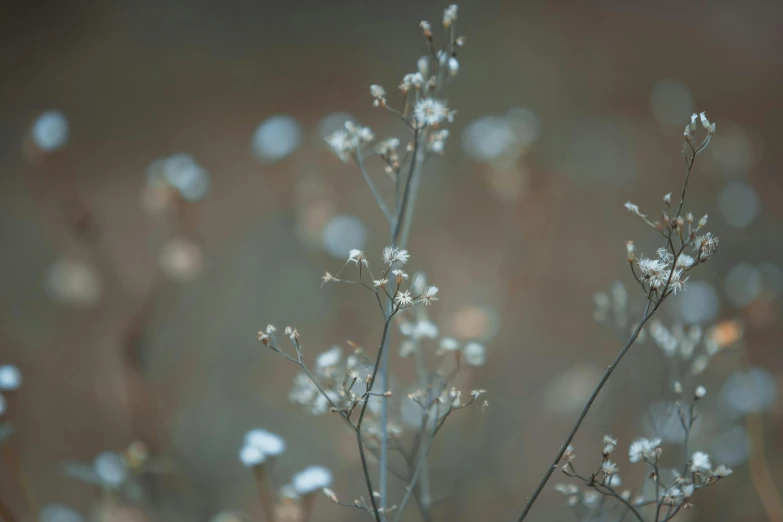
[325,121,374,162]
[557,437,732,519]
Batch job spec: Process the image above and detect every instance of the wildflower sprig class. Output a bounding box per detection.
[262,244,484,522]
[554,432,732,522]
[518,114,721,521]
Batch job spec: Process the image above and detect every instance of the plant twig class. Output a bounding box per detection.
[516,300,657,521]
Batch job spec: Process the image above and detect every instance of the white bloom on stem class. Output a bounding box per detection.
[694,385,706,399]
[690,451,711,472]
[463,342,487,366]
[448,57,459,77]
[713,464,733,478]
[348,249,367,265]
[325,131,352,162]
[392,269,408,280]
[699,112,710,130]
[244,429,286,456]
[395,291,413,307]
[383,246,409,266]
[421,286,439,305]
[369,84,386,99]
[624,201,645,217]
[601,460,619,475]
[414,98,450,126]
[629,437,661,463]
[442,4,458,27]
[292,466,333,495]
[399,72,425,92]
[676,254,695,268]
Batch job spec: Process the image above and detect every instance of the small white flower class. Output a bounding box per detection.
[699,112,710,130]
[663,193,672,205]
[606,474,622,487]
[325,130,352,162]
[601,460,619,475]
[373,278,388,288]
[348,249,367,265]
[713,464,733,478]
[448,57,459,77]
[244,429,286,456]
[292,466,333,495]
[414,98,450,126]
[694,385,706,399]
[421,286,439,305]
[369,84,386,99]
[629,438,661,463]
[698,214,708,228]
[392,269,409,280]
[442,4,458,27]
[316,346,342,369]
[690,451,711,472]
[383,246,410,265]
[239,445,266,467]
[624,201,645,217]
[0,365,22,391]
[676,254,695,268]
[417,56,429,76]
[395,291,413,307]
[625,241,635,260]
[399,72,425,92]
[462,342,487,366]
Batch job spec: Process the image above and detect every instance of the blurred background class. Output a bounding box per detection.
[1,0,782,521]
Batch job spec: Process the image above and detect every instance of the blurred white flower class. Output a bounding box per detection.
[161,153,210,201]
[292,466,333,494]
[629,438,660,463]
[93,452,127,487]
[690,451,711,472]
[462,342,487,366]
[239,444,266,467]
[46,257,102,307]
[244,429,286,456]
[0,365,22,391]
[159,238,203,281]
[32,111,69,151]
[316,347,342,369]
[252,115,302,163]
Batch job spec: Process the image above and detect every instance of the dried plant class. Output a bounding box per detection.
[517,114,724,521]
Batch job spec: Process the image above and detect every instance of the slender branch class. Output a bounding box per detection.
[394,403,440,522]
[516,301,657,521]
[357,152,393,223]
[391,129,421,247]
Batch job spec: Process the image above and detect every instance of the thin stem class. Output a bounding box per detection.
[675,147,696,219]
[393,403,440,522]
[391,129,421,246]
[357,152,393,223]
[516,301,657,522]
